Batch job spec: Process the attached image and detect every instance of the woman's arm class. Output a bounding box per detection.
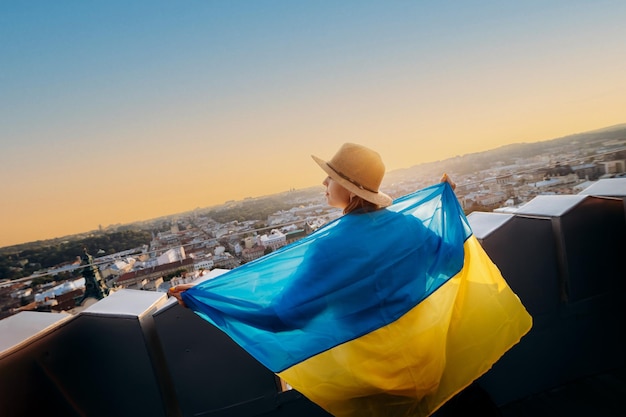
[440,173,456,190]
[168,283,195,307]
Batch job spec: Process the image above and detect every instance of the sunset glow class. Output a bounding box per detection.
[1,1,625,248]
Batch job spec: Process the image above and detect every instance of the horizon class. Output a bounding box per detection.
[2,1,626,248]
[2,121,623,251]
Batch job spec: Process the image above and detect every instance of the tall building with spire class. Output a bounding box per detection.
[77,249,109,305]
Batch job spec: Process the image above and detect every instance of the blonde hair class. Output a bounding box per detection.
[344,195,381,215]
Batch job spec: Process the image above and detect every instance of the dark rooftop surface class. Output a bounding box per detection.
[499,365,626,417]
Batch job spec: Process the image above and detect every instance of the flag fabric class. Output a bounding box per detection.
[182,182,532,416]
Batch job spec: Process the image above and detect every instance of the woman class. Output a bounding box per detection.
[168,143,529,417]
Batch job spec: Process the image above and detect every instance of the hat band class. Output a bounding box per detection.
[327,163,378,194]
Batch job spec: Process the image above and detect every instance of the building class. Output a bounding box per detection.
[193,257,214,271]
[285,229,307,244]
[260,230,287,251]
[599,159,626,175]
[115,258,194,289]
[156,246,186,266]
[571,163,603,180]
[241,245,266,262]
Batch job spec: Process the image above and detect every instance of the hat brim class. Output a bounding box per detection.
[311,155,393,208]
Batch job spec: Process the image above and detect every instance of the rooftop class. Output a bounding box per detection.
[1,178,625,417]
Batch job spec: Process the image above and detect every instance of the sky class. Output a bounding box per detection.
[1,1,625,248]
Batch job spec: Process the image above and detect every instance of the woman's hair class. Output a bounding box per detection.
[344,195,381,214]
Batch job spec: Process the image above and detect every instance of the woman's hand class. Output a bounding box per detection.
[440,173,456,191]
[168,283,195,308]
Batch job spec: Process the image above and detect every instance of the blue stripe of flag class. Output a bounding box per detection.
[182,182,469,372]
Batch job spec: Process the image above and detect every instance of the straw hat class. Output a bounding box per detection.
[312,143,393,207]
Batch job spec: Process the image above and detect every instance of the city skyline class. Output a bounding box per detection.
[2,1,626,247]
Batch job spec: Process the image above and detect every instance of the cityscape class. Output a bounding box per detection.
[1,123,625,320]
[3,3,626,415]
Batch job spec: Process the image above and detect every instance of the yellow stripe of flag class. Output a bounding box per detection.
[279,236,532,417]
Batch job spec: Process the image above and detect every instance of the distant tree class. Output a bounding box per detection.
[0,230,152,281]
[0,265,11,279]
[31,276,53,287]
[54,271,72,282]
[164,268,188,281]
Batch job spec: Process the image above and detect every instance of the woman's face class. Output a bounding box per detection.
[323,176,352,210]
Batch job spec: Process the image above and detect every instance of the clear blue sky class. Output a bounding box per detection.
[1,0,625,247]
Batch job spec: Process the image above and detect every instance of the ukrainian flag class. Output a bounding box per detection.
[182,182,532,416]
